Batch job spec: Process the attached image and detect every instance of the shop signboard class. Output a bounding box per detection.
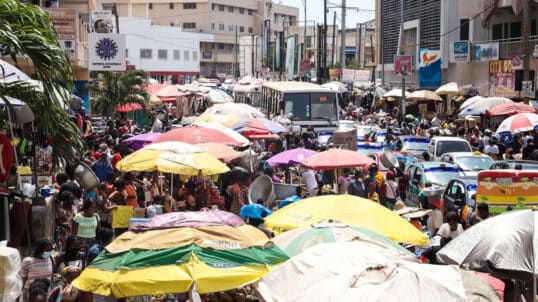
[89,33,126,71]
[44,8,78,61]
[418,49,441,89]
[474,42,499,62]
[449,41,470,63]
[489,60,518,98]
[394,55,412,77]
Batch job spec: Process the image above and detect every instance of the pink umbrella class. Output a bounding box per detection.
[154,127,246,147]
[132,209,245,231]
[486,102,536,116]
[267,148,317,167]
[302,148,375,170]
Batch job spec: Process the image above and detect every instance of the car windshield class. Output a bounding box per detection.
[402,139,429,151]
[436,141,471,157]
[425,171,462,186]
[457,156,493,171]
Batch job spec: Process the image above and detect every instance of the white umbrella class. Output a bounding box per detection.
[437,209,538,281]
[203,103,264,120]
[435,82,459,95]
[406,90,443,101]
[321,82,348,93]
[194,122,250,147]
[257,241,500,302]
[0,97,35,124]
[383,88,410,98]
[205,89,233,104]
[459,95,486,109]
[459,97,513,117]
[0,59,31,81]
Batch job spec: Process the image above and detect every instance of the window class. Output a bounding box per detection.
[173,50,180,60]
[239,26,244,33]
[274,14,278,24]
[192,51,198,61]
[239,8,244,14]
[228,44,234,51]
[170,22,174,26]
[219,4,224,11]
[306,36,312,47]
[229,25,234,32]
[248,9,253,15]
[492,23,503,40]
[125,48,128,58]
[212,3,215,10]
[183,3,196,9]
[509,22,521,38]
[219,23,224,30]
[228,6,233,13]
[211,23,215,30]
[158,49,167,59]
[148,3,152,9]
[183,22,196,29]
[102,3,114,11]
[248,27,253,33]
[169,2,174,9]
[140,49,152,59]
[532,19,537,36]
[184,50,189,61]
[460,18,469,41]
[218,43,225,49]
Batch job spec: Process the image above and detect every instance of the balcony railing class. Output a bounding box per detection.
[471,36,538,59]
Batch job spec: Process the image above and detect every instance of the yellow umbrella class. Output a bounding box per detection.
[192,113,239,127]
[116,142,229,175]
[264,194,429,245]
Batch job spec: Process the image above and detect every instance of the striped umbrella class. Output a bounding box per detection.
[495,112,538,135]
[73,212,288,297]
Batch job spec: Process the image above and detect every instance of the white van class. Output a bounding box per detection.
[427,136,472,161]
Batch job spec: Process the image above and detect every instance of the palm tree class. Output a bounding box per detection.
[0,0,82,165]
[87,70,150,119]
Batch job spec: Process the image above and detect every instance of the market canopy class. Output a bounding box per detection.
[383,88,410,98]
[263,194,429,245]
[205,89,233,104]
[202,103,265,120]
[116,103,143,112]
[459,95,486,109]
[266,147,316,167]
[495,112,538,135]
[154,127,247,147]
[459,97,513,117]
[122,132,162,150]
[232,117,288,137]
[301,148,374,170]
[406,90,443,101]
[194,142,242,163]
[485,101,536,116]
[435,82,459,95]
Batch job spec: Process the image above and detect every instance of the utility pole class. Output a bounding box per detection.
[323,0,328,82]
[522,0,530,83]
[340,0,346,74]
[380,0,384,86]
[233,25,238,79]
[331,12,336,66]
[400,0,405,117]
[302,0,307,59]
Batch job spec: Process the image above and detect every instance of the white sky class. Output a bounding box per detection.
[281,0,376,28]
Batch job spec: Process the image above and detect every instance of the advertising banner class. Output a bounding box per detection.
[489,60,517,98]
[449,41,470,63]
[275,32,282,67]
[285,35,297,80]
[394,55,412,77]
[256,36,263,73]
[89,33,126,71]
[91,11,115,33]
[44,8,78,60]
[475,42,499,62]
[418,49,441,89]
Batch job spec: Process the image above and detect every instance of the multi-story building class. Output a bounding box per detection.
[107,0,298,77]
[355,19,376,68]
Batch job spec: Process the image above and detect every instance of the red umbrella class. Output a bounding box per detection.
[154,127,246,147]
[232,117,288,137]
[486,102,536,116]
[301,148,375,170]
[116,103,143,112]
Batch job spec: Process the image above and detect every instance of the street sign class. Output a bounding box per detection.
[394,55,412,77]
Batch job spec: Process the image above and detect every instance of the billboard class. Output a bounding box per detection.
[394,55,412,77]
[475,42,499,62]
[341,69,371,84]
[88,33,126,71]
[449,41,470,63]
[418,49,441,89]
[44,8,78,61]
[489,60,517,98]
[285,35,297,80]
[91,11,115,33]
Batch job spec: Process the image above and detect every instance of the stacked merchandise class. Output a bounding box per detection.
[0,245,23,301]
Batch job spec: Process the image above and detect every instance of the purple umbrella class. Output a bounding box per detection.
[123,132,162,150]
[267,148,317,167]
[132,209,246,231]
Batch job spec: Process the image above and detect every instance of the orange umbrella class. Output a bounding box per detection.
[301,148,375,170]
[195,143,242,163]
[116,103,143,112]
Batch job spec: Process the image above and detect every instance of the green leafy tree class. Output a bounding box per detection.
[87,70,149,119]
[0,0,83,165]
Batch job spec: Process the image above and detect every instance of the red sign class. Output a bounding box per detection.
[489,60,518,98]
[394,55,412,77]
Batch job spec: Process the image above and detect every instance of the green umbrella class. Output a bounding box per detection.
[405,114,415,120]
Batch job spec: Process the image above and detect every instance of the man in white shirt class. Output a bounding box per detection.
[437,213,463,241]
[483,139,500,159]
[301,168,318,197]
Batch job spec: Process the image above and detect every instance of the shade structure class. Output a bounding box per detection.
[0,59,31,81]
[73,221,288,297]
[437,209,538,280]
[232,117,288,137]
[459,97,513,117]
[178,81,212,95]
[192,114,240,127]
[0,97,35,124]
[116,142,229,175]
[195,142,242,162]
[406,90,443,101]
[206,89,233,104]
[301,148,375,170]
[266,148,316,167]
[459,95,486,109]
[203,103,264,120]
[116,103,144,112]
[495,112,538,135]
[321,82,348,93]
[486,101,536,116]
[154,127,247,147]
[383,88,410,98]
[153,84,184,102]
[257,242,500,302]
[132,210,247,231]
[264,195,429,245]
[435,82,459,95]
[272,220,415,258]
[148,93,163,105]
[122,132,162,150]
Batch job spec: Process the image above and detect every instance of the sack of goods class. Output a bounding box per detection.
[0,244,23,301]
